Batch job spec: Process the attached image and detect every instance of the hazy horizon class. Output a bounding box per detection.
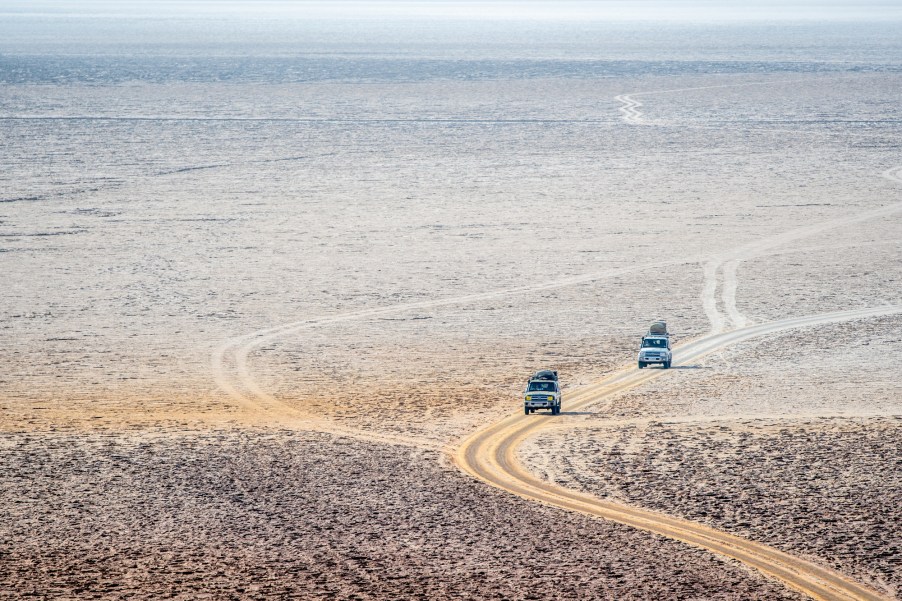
[1,0,901,22]
[2,1,901,68]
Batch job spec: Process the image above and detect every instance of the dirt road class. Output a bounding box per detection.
[453,306,900,601]
[201,83,902,600]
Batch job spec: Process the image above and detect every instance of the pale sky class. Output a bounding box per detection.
[2,1,901,21]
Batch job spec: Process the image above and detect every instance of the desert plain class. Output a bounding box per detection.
[1,5,901,600]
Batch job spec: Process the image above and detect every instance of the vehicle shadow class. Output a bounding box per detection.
[555,411,595,416]
[670,365,712,370]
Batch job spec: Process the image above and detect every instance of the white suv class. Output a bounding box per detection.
[638,335,672,369]
[524,378,561,415]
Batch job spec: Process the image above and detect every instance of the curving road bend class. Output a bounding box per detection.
[453,305,901,601]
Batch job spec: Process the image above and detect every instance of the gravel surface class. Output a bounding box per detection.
[522,316,902,599]
[525,417,902,599]
[0,429,803,600]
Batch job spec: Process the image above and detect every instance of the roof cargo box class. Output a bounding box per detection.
[648,321,667,335]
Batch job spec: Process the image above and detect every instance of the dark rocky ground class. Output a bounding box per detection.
[0,428,802,600]
[526,417,902,600]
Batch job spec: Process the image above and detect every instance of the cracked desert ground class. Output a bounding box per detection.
[1,5,901,600]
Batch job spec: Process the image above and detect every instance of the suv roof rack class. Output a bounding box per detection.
[530,369,558,381]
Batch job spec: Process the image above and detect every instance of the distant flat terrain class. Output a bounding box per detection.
[1,14,900,600]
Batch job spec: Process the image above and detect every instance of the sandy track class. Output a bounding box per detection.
[0,429,806,600]
[453,305,901,601]
[721,260,748,329]
[211,259,706,436]
[201,79,902,598]
[213,174,902,435]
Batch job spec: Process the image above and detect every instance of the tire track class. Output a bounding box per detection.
[205,78,901,598]
[722,259,748,329]
[883,165,902,185]
[616,76,902,334]
[212,162,901,435]
[700,188,902,333]
[210,259,698,433]
[701,259,726,334]
[453,305,901,601]
[614,79,814,127]
[613,94,644,124]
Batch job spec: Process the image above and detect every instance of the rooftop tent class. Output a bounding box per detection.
[649,321,667,335]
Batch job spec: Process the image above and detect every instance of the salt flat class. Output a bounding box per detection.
[1,8,901,600]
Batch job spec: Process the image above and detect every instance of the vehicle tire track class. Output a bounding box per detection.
[699,192,902,333]
[210,260,697,431]
[614,78,815,127]
[212,162,901,439]
[722,259,748,329]
[701,259,726,334]
[613,94,644,124]
[616,77,902,335]
[204,78,900,598]
[453,305,901,601]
